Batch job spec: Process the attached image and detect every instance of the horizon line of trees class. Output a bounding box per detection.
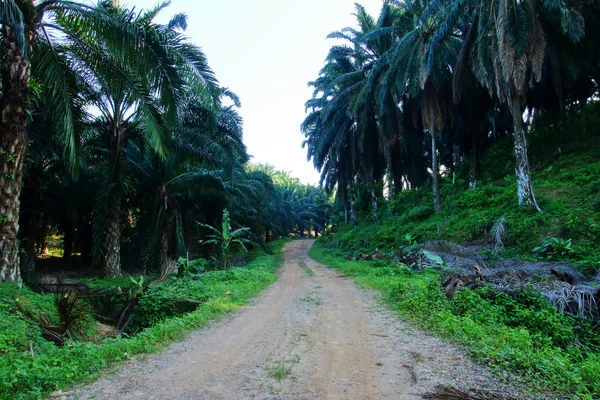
[0,0,329,286]
[302,0,599,223]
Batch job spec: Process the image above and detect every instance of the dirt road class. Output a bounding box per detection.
[76,240,517,399]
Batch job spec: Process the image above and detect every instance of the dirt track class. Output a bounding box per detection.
[76,240,519,399]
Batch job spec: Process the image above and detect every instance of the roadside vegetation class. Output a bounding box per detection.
[328,116,600,272]
[310,243,600,398]
[0,240,288,399]
[307,79,600,400]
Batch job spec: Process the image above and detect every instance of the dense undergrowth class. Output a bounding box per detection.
[333,105,600,274]
[310,243,600,399]
[0,240,288,400]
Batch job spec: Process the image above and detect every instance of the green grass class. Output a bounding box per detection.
[310,242,600,399]
[298,260,314,276]
[266,354,299,382]
[0,239,289,400]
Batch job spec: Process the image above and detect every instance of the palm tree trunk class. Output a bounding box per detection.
[383,144,395,199]
[431,127,442,213]
[19,212,38,283]
[370,182,378,221]
[0,25,34,285]
[103,190,122,277]
[510,96,540,211]
[469,135,477,190]
[159,212,172,272]
[344,204,349,225]
[19,171,41,283]
[348,181,357,226]
[469,155,477,190]
[159,227,169,271]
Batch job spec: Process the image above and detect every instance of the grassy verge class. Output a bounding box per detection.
[310,242,600,399]
[328,128,600,274]
[0,239,288,400]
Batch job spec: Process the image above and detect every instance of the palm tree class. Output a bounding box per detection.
[302,57,360,224]
[129,92,246,272]
[75,2,220,277]
[200,209,252,270]
[375,0,461,213]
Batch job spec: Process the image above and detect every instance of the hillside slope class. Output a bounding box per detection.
[327,104,600,275]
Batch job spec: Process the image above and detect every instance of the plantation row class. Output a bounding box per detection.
[0,1,328,284]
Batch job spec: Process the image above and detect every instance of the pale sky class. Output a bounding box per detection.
[132,0,384,184]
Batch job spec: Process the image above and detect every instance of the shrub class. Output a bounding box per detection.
[533,237,577,260]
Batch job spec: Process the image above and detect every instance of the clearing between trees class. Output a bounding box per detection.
[75,240,520,400]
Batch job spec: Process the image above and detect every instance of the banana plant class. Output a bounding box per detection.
[199,209,253,269]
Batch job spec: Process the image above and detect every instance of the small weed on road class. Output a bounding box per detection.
[266,355,299,382]
[300,295,321,306]
[298,261,315,276]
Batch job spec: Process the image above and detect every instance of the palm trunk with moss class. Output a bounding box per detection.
[159,225,169,271]
[469,134,478,190]
[348,180,357,226]
[99,107,129,277]
[0,23,35,285]
[370,181,378,220]
[158,203,174,272]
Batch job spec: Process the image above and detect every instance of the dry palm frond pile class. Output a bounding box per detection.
[416,241,600,323]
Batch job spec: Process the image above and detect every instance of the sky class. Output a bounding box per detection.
[131,0,384,184]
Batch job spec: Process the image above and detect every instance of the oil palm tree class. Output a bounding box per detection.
[302,57,360,224]
[130,91,246,272]
[199,209,252,270]
[76,2,220,276]
[375,0,461,213]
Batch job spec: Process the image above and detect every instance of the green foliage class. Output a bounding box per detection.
[310,243,600,398]
[200,208,254,269]
[176,256,208,278]
[0,240,288,400]
[0,285,56,356]
[533,238,577,260]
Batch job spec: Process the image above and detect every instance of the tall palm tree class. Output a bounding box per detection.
[130,92,245,272]
[375,0,461,213]
[302,54,360,224]
[76,2,220,276]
